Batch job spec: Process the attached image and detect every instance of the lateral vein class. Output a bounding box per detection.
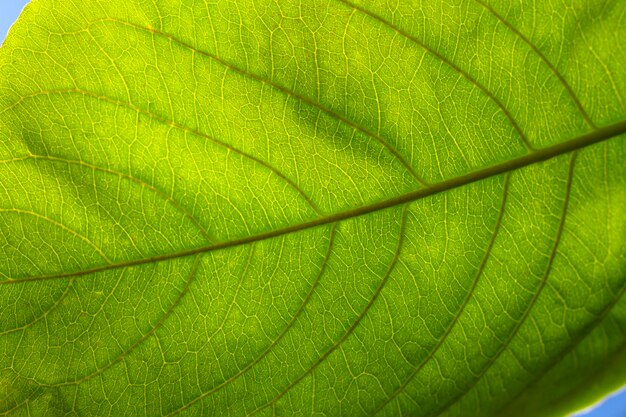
[2,120,625,284]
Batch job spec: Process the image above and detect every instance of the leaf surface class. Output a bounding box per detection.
[0,0,625,416]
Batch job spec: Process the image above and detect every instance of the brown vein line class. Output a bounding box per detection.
[0,386,40,416]
[0,261,188,411]
[495,267,626,410]
[2,119,624,285]
[0,279,74,338]
[473,0,595,128]
[5,88,321,216]
[371,173,511,416]
[92,17,428,187]
[428,151,578,417]
[496,199,626,414]
[0,210,88,344]
[166,224,336,416]
[0,150,212,341]
[0,208,111,263]
[336,0,535,152]
[36,255,201,388]
[246,206,408,416]
[5,154,212,241]
[196,242,255,356]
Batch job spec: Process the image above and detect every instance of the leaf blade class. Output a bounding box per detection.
[1,1,625,416]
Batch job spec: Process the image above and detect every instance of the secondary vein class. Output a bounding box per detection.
[2,120,625,285]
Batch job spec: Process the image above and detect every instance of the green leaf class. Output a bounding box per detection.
[1,0,625,416]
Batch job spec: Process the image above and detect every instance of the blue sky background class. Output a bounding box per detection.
[0,0,31,45]
[1,1,626,416]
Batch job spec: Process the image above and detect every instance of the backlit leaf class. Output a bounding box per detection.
[1,0,625,416]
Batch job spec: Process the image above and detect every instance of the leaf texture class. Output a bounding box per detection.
[0,0,625,416]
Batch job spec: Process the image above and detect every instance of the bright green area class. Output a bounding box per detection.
[0,0,625,416]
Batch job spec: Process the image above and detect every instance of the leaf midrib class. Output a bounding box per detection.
[4,120,625,284]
